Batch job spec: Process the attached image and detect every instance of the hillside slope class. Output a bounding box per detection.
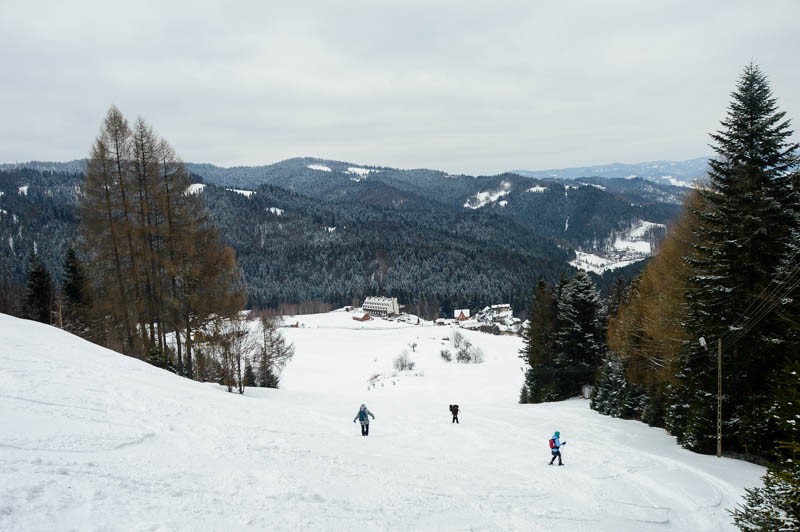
[0,312,763,531]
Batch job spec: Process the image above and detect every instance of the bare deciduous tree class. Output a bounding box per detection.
[256,316,294,388]
[79,106,246,369]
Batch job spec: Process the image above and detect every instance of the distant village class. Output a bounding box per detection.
[350,296,524,334]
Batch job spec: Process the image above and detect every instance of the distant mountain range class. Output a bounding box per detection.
[0,156,711,189]
[0,160,87,175]
[180,156,687,255]
[512,157,710,188]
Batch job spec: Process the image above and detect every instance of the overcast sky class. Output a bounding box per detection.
[1,0,798,176]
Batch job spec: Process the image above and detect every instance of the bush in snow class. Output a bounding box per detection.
[452,329,465,349]
[456,340,484,364]
[394,350,415,371]
[440,349,452,362]
[256,316,295,389]
[478,324,501,336]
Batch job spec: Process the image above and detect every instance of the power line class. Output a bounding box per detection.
[718,258,800,351]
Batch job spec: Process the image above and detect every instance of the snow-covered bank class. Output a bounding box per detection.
[0,312,763,531]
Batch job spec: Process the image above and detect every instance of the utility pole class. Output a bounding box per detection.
[717,337,722,458]
[699,336,723,458]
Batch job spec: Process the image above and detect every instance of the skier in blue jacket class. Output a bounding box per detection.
[353,404,375,436]
[549,431,566,465]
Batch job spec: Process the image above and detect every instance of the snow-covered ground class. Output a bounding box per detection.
[570,220,667,274]
[0,311,763,531]
[464,181,512,209]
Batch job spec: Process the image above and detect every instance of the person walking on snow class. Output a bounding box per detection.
[549,431,566,465]
[449,404,460,423]
[353,404,375,436]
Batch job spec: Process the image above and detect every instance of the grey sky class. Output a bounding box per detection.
[1,0,798,176]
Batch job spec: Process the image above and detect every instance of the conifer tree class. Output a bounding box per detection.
[61,248,91,335]
[23,251,54,324]
[519,279,558,402]
[669,64,799,455]
[553,270,605,398]
[730,463,800,531]
[591,351,644,418]
[243,359,257,388]
[607,275,627,318]
[521,272,605,401]
[730,359,800,529]
[0,260,23,316]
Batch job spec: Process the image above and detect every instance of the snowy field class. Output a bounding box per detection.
[0,310,764,531]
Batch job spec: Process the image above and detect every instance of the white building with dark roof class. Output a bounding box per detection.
[362,296,400,317]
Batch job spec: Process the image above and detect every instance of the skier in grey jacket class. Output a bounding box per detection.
[353,404,375,436]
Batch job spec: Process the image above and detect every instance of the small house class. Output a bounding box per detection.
[454,309,471,321]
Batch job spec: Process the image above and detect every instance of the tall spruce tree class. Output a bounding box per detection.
[519,279,558,402]
[23,251,54,324]
[668,64,799,456]
[553,270,605,398]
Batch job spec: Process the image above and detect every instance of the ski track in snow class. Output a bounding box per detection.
[0,311,764,531]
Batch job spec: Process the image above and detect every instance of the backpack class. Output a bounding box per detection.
[549,438,556,449]
[358,409,368,422]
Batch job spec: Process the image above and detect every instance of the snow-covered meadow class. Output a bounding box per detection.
[0,310,763,531]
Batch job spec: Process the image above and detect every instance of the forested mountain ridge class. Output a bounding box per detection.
[0,157,688,317]
[201,183,571,314]
[184,157,686,252]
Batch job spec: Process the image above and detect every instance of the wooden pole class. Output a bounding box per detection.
[717,337,722,458]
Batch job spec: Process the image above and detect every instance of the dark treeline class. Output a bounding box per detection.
[202,183,573,319]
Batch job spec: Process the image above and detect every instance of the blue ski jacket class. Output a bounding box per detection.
[551,435,563,453]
